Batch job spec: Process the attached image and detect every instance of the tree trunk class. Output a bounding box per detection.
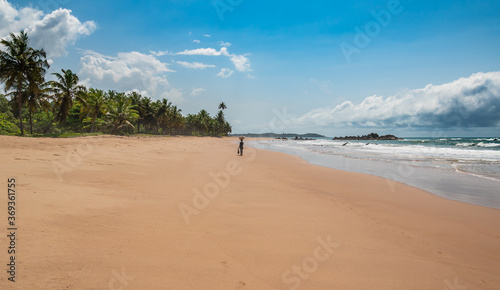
[17,87,24,136]
[29,110,33,135]
[91,114,96,133]
[43,113,57,134]
[111,121,121,134]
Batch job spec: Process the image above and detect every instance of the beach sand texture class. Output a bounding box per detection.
[0,135,499,289]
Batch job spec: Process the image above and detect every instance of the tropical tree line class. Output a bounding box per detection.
[0,31,231,136]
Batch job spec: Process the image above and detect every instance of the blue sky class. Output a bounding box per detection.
[2,0,500,137]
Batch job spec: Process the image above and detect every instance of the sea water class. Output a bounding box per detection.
[251,137,500,209]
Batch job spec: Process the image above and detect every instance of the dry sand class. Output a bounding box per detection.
[0,135,499,289]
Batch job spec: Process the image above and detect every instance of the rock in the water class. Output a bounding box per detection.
[333,133,401,141]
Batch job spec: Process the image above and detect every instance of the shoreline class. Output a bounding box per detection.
[251,138,500,210]
[1,135,499,289]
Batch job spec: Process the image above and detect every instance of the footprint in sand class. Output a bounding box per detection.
[221,261,228,274]
[235,281,246,289]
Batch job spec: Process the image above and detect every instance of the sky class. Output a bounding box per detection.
[1,0,500,137]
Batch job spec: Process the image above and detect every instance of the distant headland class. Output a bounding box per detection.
[232,133,325,138]
[332,133,401,141]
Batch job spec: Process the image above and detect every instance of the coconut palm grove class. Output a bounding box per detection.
[0,31,232,137]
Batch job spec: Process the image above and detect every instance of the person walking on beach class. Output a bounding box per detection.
[238,138,244,156]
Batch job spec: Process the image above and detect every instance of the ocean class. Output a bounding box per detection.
[251,137,500,209]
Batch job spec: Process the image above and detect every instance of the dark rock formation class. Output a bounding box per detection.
[333,133,401,141]
[233,133,325,138]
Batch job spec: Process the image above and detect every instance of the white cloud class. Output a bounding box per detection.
[203,34,211,37]
[193,39,200,44]
[176,47,229,56]
[176,61,216,70]
[160,88,183,104]
[219,41,231,47]
[0,0,42,38]
[294,72,500,129]
[27,8,96,57]
[175,46,251,72]
[217,68,233,78]
[79,50,180,101]
[190,88,205,96]
[150,50,170,56]
[230,54,251,72]
[0,1,96,58]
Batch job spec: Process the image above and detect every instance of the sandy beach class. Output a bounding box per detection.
[0,135,499,289]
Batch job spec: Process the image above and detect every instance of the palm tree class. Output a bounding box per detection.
[107,90,127,103]
[170,105,184,134]
[128,91,143,133]
[0,31,49,135]
[106,97,138,134]
[224,121,232,135]
[218,102,227,110]
[25,59,53,134]
[185,114,197,135]
[197,109,211,135]
[140,97,156,133]
[155,98,172,134]
[26,81,51,134]
[10,74,56,134]
[215,110,225,135]
[80,88,107,133]
[49,69,86,123]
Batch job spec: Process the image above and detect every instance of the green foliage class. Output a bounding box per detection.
[0,112,20,134]
[49,69,85,123]
[106,97,139,134]
[28,110,57,134]
[0,94,9,113]
[0,30,232,137]
[0,31,49,135]
[60,102,85,133]
[79,88,108,132]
